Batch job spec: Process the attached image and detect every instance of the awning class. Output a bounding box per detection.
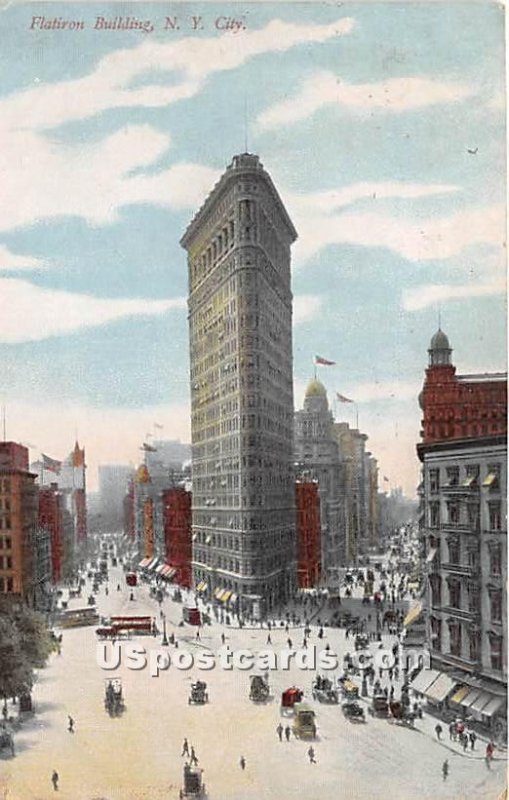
[426,548,437,563]
[450,686,470,705]
[192,534,198,542]
[161,566,176,579]
[461,475,476,488]
[482,696,505,718]
[460,688,483,708]
[411,669,441,695]
[196,581,207,592]
[205,536,212,544]
[139,558,151,568]
[404,602,422,627]
[222,591,232,603]
[470,692,493,714]
[214,587,224,599]
[146,558,159,571]
[424,672,457,703]
[483,472,498,487]
[229,593,238,604]
[155,564,165,574]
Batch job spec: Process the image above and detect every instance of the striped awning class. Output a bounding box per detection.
[450,686,470,705]
[155,564,166,574]
[139,558,151,568]
[221,591,232,603]
[146,558,159,571]
[482,696,504,718]
[424,672,457,703]
[460,689,483,708]
[411,669,441,695]
[470,692,493,714]
[214,587,224,599]
[196,581,207,592]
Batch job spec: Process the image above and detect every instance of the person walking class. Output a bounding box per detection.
[435,724,443,740]
[67,715,74,733]
[284,725,291,742]
[302,638,308,649]
[448,721,456,741]
[51,770,59,791]
[266,633,272,645]
[190,747,198,766]
[196,629,200,641]
[240,756,246,771]
[276,723,283,741]
[181,738,189,757]
[287,638,293,649]
[442,758,449,781]
[469,730,477,751]
[485,741,494,768]
[307,746,316,764]
[221,633,226,645]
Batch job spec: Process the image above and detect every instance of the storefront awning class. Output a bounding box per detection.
[229,593,237,604]
[195,581,206,592]
[470,692,493,714]
[214,587,224,599]
[221,591,232,603]
[450,686,470,705]
[461,475,476,488]
[139,558,151,568]
[483,472,498,488]
[425,672,457,703]
[155,564,165,574]
[482,696,505,718]
[411,669,441,695]
[404,603,422,627]
[146,558,160,571]
[460,689,483,708]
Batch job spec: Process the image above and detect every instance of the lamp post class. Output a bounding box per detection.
[161,613,168,646]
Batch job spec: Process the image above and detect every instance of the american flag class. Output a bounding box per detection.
[315,355,336,366]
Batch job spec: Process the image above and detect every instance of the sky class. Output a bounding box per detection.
[0,1,506,495]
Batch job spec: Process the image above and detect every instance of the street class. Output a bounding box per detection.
[1,566,505,800]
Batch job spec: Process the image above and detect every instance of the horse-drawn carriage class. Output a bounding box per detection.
[249,674,270,702]
[292,703,317,739]
[88,594,96,605]
[281,687,303,714]
[368,694,389,718]
[389,701,415,726]
[188,680,208,705]
[354,634,369,651]
[312,675,338,704]
[104,678,125,716]
[0,729,15,757]
[179,763,206,798]
[342,701,366,722]
[339,677,359,700]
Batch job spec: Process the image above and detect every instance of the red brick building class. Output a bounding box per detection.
[296,480,321,589]
[163,488,192,588]
[420,329,507,444]
[38,483,63,583]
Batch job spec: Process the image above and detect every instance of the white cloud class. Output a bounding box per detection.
[402,276,506,311]
[0,278,186,343]
[0,245,47,271]
[293,294,323,324]
[6,399,191,492]
[258,72,473,130]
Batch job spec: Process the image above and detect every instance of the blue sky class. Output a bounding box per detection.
[0,2,505,493]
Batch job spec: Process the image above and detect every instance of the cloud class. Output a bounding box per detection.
[258,72,473,130]
[0,278,186,343]
[0,245,47,271]
[293,295,323,324]
[402,276,506,311]
[6,399,191,492]
[287,198,505,264]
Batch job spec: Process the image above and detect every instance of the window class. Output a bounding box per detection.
[6,577,13,592]
[467,504,480,530]
[467,582,480,614]
[489,633,503,671]
[429,469,440,493]
[489,589,502,623]
[469,629,480,662]
[430,575,441,607]
[448,579,461,608]
[447,537,460,564]
[430,616,442,652]
[447,502,460,525]
[429,502,440,528]
[489,544,502,577]
[446,466,459,486]
[448,621,462,657]
[488,502,502,531]
[483,463,501,490]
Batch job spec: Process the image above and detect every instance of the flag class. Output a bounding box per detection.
[42,454,62,473]
[336,392,354,403]
[154,422,164,430]
[315,355,336,366]
[141,442,157,452]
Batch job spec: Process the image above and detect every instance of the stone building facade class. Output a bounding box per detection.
[418,329,507,740]
[181,153,297,617]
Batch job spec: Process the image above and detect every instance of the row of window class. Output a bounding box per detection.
[429,576,503,621]
[428,500,502,529]
[430,617,503,670]
[0,536,12,550]
[0,576,14,592]
[428,464,501,492]
[0,555,13,570]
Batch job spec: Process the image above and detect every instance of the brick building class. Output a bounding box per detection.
[163,487,192,588]
[38,483,63,583]
[417,329,507,742]
[295,480,321,589]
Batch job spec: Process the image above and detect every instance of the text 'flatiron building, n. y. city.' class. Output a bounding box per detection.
[181,153,298,618]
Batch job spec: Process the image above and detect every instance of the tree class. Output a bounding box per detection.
[9,605,53,669]
[0,616,33,703]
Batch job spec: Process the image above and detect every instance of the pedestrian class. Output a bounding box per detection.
[221,633,226,644]
[287,638,293,649]
[307,746,316,764]
[181,738,189,757]
[190,747,198,765]
[345,628,350,640]
[469,730,477,750]
[284,725,291,742]
[1,705,7,721]
[240,756,246,770]
[462,733,468,752]
[266,633,272,644]
[302,638,307,649]
[485,741,494,768]
[435,724,443,740]
[389,685,395,701]
[51,770,59,791]
[449,721,456,741]
[196,629,200,640]
[276,723,283,741]
[67,715,74,733]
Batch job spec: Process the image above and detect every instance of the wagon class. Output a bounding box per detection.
[189,681,208,705]
[179,764,206,798]
[249,674,270,702]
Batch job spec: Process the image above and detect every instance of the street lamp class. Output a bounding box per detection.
[161,613,168,646]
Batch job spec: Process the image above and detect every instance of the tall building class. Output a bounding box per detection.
[294,379,343,582]
[98,464,134,532]
[295,479,321,588]
[38,483,64,583]
[0,442,38,606]
[417,329,507,742]
[163,487,192,588]
[334,422,370,562]
[181,153,298,618]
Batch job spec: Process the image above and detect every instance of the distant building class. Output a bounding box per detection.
[417,329,507,743]
[98,465,134,533]
[334,423,372,562]
[294,379,343,581]
[163,487,192,588]
[295,480,321,589]
[38,483,64,583]
[0,442,38,607]
[181,153,298,618]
